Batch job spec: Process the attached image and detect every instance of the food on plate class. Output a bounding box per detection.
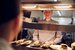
[41,44,50,49]
[60,44,68,50]
[15,39,25,44]
[71,42,75,50]
[71,42,75,47]
[20,40,32,46]
[31,41,42,47]
[50,45,60,50]
[41,42,51,49]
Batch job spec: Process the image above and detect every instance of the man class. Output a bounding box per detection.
[0,0,23,50]
[39,10,58,24]
[33,10,62,44]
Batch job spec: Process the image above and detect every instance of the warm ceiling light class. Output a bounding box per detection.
[22,5,36,9]
[54,0,57,2]
[38,8,51,10]
[54,5,72,8]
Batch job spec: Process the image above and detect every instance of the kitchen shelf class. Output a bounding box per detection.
[23,22,75,32]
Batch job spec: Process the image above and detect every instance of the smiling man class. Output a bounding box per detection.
[33,10,62,45]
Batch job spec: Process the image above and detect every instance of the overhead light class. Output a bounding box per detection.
[54,0,57,2]
[22,5,36,9]
[54,5,72,8]
[38,8,50,10]
[57,11,61,16]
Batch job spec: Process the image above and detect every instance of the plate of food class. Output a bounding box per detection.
[20,40,32,46]
[40,42,51,49]
[30,41,42,47]
[11,39,25,45]
[50,44,72,50]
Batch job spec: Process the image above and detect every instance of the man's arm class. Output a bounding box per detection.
[53,31,62,44]
[33,30,39,41]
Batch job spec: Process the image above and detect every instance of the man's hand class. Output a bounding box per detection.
[45,41,54,45]
[49,41,54,45]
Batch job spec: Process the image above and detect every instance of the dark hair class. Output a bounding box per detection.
[0,0,20,25]
[23,10,31,18]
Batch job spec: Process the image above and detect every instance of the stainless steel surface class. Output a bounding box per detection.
[21,0,75,4]
[22,4,75,10]
[23,22,75,32]
[22,0,75,32]
[21,0,60,4]
[30,10,74,18]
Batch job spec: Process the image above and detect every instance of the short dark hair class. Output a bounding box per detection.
[0,0,20,25]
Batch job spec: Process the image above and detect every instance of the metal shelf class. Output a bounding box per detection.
[23,22,75,32]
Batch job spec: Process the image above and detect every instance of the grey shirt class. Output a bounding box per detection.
[0,38,13,50]
[38,19,58,24]
[33,19,62,44]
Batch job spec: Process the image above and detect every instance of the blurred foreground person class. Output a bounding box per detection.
[0,0,23,50]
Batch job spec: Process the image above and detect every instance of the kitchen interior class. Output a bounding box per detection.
[11,0,75,50]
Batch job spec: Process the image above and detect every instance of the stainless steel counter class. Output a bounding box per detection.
[23,22,75,32]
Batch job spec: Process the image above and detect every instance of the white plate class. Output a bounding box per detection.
[50,45,72,50]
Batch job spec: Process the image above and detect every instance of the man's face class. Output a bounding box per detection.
[43,10,53,19]
[10,13,23,42]
[15,13,23,37]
